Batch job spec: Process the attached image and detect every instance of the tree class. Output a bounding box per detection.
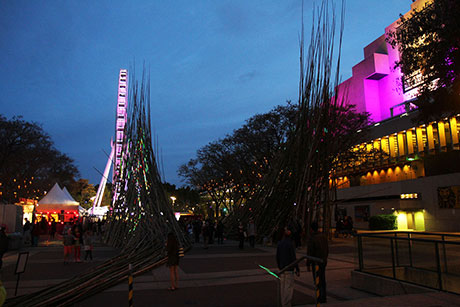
[162,182,200,213]
[178,103,298,218]
[387,0,460,121]
[70,179,96,209]
[0,115,79,203]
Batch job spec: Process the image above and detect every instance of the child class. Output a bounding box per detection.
[83,230,93,261]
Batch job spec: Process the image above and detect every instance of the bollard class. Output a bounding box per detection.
[314,263,321,307]
[128,264,133,307]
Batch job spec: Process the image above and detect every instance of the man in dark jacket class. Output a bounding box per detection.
[307,221,329,303]
[276,225,299,307]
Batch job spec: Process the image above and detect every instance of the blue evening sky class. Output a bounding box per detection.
[0,1,411,186]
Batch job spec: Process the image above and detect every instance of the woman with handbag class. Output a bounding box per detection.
[166,232,180,291]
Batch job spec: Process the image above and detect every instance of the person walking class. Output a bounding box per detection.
[63,228,74,264]
[216,220,224,244]
[193,219,201,243]
[73,228,82,263]
[237,221,246,250]
[49,218,57,240]
[83,230,93,261]
[31,222,40,247]
[202,221,209,249]
[276,225,299,307]
[165,232,180,291]
[247,218,257,248]
[23,218,31,245]
[307,221,329,304]
[208,219,215,244]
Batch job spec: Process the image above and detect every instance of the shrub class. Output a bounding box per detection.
[369,214,397,230]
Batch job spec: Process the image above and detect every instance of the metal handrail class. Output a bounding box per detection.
[356,231,460,293]
[275,255,325,307]
[278,255,324,275]
[357,233,460,245]
[362,230,460,239]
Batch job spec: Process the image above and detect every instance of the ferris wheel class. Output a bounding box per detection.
[91,69,128,212]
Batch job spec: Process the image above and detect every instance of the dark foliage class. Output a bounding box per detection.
[387,0,460,122]
[369,214,397,230]
[178,103,298,217]
[0,115,79,203]
[162,182,200,212]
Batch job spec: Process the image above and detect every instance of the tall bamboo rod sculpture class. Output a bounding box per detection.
[231,1,367,239]
[5,70,190,307]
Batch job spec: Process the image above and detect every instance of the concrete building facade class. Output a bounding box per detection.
[334,0,460,231]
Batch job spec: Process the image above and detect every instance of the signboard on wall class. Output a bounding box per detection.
[438,186,460,209]
[355,205,370,222]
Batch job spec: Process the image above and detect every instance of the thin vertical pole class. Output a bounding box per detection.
[435,242,443,290]
[277,277,281,307]
[394,233,400,267]
[390,239,396,279]
[357,235,363,271]
[128,264,133,307]
[442,235,448,273]
[314,264,321,307]
[408,233,413,267]
[15,274,21,296]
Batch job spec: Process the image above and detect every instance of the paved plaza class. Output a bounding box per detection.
[1,237,460,306]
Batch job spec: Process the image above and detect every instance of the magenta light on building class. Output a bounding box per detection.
[336,0,428,123]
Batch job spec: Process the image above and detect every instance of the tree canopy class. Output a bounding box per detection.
[387,0,460,121]
[178,103,298,218]
[0,115,79,203]
[70,179,96,209]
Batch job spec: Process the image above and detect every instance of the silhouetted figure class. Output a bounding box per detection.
[307,221,329,304]
[63,228,75,264]
[49,219,57,239]
[165,232,180,290]
[238,221,246,249]
[202,221,209,249]
[23,218,31,245]
[193,220,202,243]
[83,230,93,261]
[208,219,215,244]
[247,218,257,248]
[277,225,299,307]
[31,222,40,247]
[216,220,224,244]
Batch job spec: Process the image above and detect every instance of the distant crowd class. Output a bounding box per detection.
[22,217,107,263]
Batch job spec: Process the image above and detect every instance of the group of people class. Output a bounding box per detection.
[22,217,56,246]
[276,221,329,306]
[335,215,355,238]
[184,218,225,248]
[62,221,95,264]
[237,218,257,249]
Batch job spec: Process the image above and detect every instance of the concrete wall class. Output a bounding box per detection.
[337,173,460,231]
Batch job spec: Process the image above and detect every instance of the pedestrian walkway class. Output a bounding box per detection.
[1,237,460,306]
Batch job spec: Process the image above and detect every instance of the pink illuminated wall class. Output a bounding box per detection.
[337,0,430,123]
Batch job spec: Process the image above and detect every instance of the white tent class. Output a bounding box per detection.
[37,183,79,213]
[62,187,77,203]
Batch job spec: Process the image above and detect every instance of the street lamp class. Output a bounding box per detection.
[170,196,176,207]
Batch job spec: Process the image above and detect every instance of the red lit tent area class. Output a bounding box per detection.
[36,183,80,224]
